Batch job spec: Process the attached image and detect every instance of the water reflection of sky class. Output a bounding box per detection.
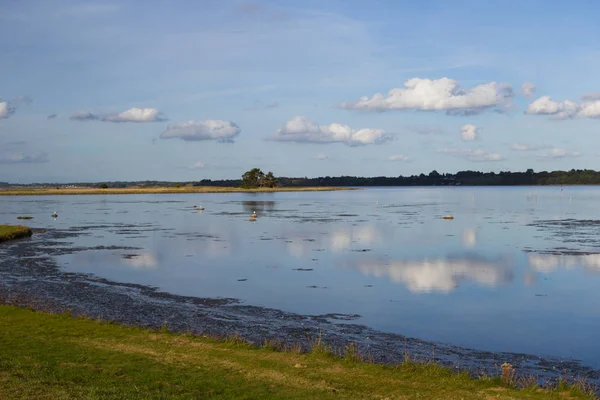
[349,255,513,293]
[4,187,600,366]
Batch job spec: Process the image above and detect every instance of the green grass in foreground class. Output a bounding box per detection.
[0,225,32,243]
[0,306,595,400]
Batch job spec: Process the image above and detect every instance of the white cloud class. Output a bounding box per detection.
[388,154,410,162]
[352,257,512,293]
[269,116,392,146]
[338,77,513,114]
[0,152,49,164]
[160,120,241,142]
[189,161,208,169]
[526,95,600,119]
[510,143,546,151]
[70,107,166,122]
[0,102,8,119]
[437,148,504,162]
[105,107,166,123]
[538,148,582,160]
[460,124,478,141]
[529,254,600,274]
[520,82,536,97]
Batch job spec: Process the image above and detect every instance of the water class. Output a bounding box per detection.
[2,186,600,366]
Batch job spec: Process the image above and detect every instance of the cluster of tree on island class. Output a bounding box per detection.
[6,168,600,189]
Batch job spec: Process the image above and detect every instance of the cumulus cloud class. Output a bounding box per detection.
[521,82,536,97]
[47,113,57,119]
[437,148,504,162]
[160,120,241,142]
[388,154,410,162]
[105,107,166,123]
[0,152,49,164]
[69,107,166,122]
[349,256,512,293]
[460,124,478,141]
[526,95,600,120]
[538,148,582,160]
[338,77,513,115]
[269,116,392,146]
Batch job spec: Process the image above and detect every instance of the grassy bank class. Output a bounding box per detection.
[0,306,594,399]
[0,225,32,243]
[0,186,354,196]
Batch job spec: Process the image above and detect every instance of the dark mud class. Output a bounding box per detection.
[1,228,599,387]
[528,219,600,249]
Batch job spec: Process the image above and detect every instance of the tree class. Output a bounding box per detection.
[263,171,277,188]
[242,168,265,188]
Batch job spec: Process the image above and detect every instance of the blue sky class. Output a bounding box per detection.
[1,0,600,183]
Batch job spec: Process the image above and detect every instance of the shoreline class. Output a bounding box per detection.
[1,227,599,386]
[0,186,356,196]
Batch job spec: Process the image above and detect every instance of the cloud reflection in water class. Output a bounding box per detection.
[528,253,600,273]
[349,256,513,293]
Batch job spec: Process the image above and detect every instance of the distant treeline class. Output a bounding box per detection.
[197,169,600,187]
[6,169,600,188]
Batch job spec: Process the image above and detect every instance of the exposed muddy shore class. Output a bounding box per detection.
[1,228,599,387]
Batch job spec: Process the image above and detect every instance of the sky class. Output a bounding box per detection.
[1,0,600,183]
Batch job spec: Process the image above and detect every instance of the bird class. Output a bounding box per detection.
[51,211,58,218]
[443,215,454,220]
[251,211,257,218]
[195,205,205,211]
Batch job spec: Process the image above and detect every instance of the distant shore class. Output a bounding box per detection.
[0,186,356,196]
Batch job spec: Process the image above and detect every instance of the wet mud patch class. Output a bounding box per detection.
[528,219,600,248]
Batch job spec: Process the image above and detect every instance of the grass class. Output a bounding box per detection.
[0,186,355,196]
[0,305,596,400]
[0,225,32,243]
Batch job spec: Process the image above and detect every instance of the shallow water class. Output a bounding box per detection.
[3,187,600,366]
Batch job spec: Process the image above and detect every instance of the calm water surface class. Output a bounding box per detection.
[3,187,600,366]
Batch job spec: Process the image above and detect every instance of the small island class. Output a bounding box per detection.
[0,225,33,243]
